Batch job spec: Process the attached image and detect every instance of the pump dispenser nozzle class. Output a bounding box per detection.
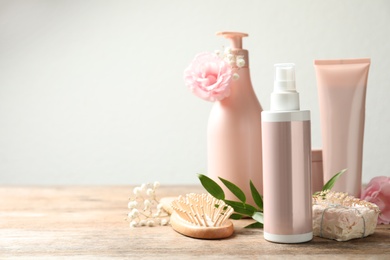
[270,63,300,111]
[216,31,249,68]
[216,31,248,49]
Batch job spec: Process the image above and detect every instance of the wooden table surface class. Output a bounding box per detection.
[1,185,389,259]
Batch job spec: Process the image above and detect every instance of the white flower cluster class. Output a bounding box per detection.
[127,181,169,228]
[215,47,246,80]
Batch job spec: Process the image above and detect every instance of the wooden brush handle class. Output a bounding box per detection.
[170,212,234,239]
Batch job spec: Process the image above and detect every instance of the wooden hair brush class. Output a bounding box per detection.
[170,193,234,239]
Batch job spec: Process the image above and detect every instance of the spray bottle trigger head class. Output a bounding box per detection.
[274,63,296,92]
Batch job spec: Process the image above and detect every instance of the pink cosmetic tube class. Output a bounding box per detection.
[314,58,370,197]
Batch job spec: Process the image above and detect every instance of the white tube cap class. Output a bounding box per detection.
[270,63,300,111]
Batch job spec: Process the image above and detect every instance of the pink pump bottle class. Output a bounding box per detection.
[208,32,263,204]
[262,64,313,243]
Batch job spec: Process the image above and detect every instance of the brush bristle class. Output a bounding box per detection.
[171,193,234,227]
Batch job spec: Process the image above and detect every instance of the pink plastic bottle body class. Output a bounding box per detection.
[314,59,370,197]
[262,113,313,243]
[208,53,263,203]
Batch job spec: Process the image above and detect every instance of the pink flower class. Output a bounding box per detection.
[361,176,390,224]
[184,52,232,102]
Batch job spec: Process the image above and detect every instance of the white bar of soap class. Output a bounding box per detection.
[312,191,380,241]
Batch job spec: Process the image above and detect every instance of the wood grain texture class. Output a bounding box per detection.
[0,186,389,259]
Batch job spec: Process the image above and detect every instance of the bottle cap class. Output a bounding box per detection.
[270,63,300,111]
[274,63,296,91]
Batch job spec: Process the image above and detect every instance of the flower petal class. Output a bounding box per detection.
[184,52,233,102]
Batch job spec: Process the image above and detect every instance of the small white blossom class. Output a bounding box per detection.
[147,220,155,227]
[160,219,168,226]
[146,188,154,196]
[128,201,137,209]
[140,183,147,191]
[130,220,138,228]
[157,203,163,210]
[224,47,232,54]
[133,187,141,196]
[131,208,139,218]
[226,54,234,61]
[236,57,245,68]
[144,199,151,210]
[139,220,147,226]
[153,181,160,189]
[233,73,240,80]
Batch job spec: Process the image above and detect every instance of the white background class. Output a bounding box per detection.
[1,0,389,185]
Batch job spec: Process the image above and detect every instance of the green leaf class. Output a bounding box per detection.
[322,169,347,191]
[250,180,263,210]
[244,212,264,228]
[224,200,257,216]
[197,174,225,200]
[230,213,244,220]
[245,222,263,229]
[219,177,246,203]
[252,211,264,224]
